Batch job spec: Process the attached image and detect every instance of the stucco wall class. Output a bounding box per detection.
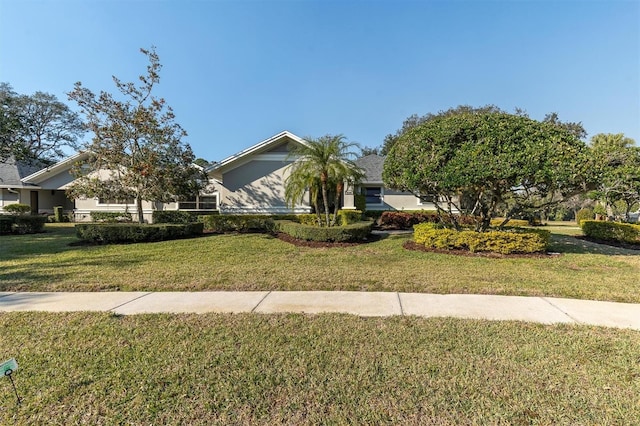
[220,159,310,214]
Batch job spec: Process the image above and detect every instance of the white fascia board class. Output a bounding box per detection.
[208,131,306,175]
[21,151,89,184]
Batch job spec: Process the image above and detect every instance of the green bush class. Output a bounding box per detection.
[75,223,204,244]
[354,194,366,212]
[53,206,65,223]
[152,210,199,224]
[13,216,48,234]
[275,220,373,242]
[413,223,549,254]
[200,215,275,233]
[580,220,640,245]
[336,210,362,226]
[576,208,594,225]
[3,203,31,214]
[90,211,133,223]
[0,216,16,235]
[490,218,529,228]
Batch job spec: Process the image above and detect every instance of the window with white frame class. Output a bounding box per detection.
[417,194,435,206]
[178,194,218,210]
[97,197,135,205]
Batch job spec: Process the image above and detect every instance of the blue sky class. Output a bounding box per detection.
[1,0,638,162]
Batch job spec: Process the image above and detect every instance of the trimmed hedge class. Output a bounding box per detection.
[490,218,529,228]
[201,215,276,233]
[413,223,550,254]
[0,216,16,235]
[152,210,199,224]
[294,210,363,227]
[380,211,476,230]
[0,215,47,235]
[275,220,373,242]
[90,211,133,223]
[580,220,640,245]
[2,203,31,214]
[75,223,204,244]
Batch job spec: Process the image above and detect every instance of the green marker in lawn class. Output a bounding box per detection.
[1,358,21,405]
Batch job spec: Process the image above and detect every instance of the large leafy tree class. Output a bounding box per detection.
[589,133,640,221]
[0,82,84,163]
[383,109,591,232]
[285,135,363,226]
[67,47,204,223]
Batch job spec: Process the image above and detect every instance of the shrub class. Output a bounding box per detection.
[0,216,16,235]
[336,210,362,226]
[490,218,529,228]
[200,215,275,233]
[580,220,640,245]
[354,194,366,212]
[576,208,594,225]
[54,206,65,223]
[90,211,133,223]
[75,223,204,244]
[413,223,549,254]
[13,216,48,234]
[3,203,31,215]
[379,211,475,230]
[152,210,199,224]
[275,220,373,242]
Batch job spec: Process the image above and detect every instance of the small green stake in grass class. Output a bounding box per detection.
[1,358,21,405]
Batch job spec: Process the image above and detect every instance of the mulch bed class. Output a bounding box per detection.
[275,232,382,248]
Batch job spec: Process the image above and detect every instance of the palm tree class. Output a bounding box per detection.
[285,134,364,227]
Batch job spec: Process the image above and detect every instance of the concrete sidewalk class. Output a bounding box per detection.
[0,291,639,330]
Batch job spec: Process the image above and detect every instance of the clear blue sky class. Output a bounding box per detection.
[1,0,638,162]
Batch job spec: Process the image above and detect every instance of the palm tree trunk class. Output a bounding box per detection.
[332,181,344,226]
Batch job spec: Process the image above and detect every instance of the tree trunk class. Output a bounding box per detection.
[331,181,344,226]
[320,173,330,227]
[136,194,144,224]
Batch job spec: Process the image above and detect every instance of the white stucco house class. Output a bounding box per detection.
[0,130,436,222]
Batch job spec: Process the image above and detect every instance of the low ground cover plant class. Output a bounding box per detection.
[413,223,550,254]
[379,211,476,230]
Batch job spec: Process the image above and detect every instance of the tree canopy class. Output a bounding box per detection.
[285,135,363,226]
[67,47,205,223]
[589,133,640,221]
[383,109,591,231]
[0,83,84,163]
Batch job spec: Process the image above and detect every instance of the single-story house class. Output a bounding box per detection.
[0,131,436,221]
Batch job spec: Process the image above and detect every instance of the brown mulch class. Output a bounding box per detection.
[402,241,559,259]
[275,232,382,248]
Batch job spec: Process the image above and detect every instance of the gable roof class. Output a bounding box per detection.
[355,154,385,183]
[207,130,306,178]
[21,151,89,185]
[0,156,48,188]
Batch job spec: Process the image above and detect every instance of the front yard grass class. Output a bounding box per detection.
[0,312,638,425]
[0,222,639,302]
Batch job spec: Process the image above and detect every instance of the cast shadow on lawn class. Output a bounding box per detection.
[549,235,639,256]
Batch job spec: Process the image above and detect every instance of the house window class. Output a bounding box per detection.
[363,187,383,205]
[417,194,435,205]
[98,197,135,205]
[178,195,218,210]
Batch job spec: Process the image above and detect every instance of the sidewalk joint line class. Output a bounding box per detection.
[540,297,582,324]
[397,293,404,316]
[109,292,153,312]
[251,291,271,313]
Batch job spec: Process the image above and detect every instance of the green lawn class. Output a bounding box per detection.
[0,312,638,425]
[1,223,639,302]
